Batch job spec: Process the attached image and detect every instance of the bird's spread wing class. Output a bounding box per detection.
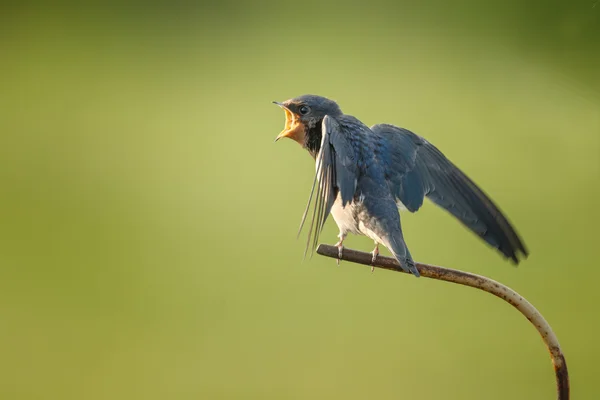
[298,115,358,256]
[371,123,528,263]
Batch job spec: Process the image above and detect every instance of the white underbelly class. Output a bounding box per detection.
[330,194,405,244]
[330,196,361,236]
[359,221,386,244]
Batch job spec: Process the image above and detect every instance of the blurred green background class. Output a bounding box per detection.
[1,1,599,399]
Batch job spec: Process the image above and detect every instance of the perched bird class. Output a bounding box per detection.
[273,94,528,277]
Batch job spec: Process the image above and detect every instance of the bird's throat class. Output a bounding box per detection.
[305,120,323,159]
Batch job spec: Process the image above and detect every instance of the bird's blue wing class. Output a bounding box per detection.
[372,123,528,263]
[298,115,358,256]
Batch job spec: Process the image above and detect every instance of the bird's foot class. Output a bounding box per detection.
[370,245,379,273]
[334,239,344,266]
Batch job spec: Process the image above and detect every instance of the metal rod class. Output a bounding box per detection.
[316,244,569,400]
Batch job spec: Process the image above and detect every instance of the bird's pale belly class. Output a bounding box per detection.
[330,196,362,236]
[330,195,386,244]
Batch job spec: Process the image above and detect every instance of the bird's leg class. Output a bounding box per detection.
[370,242,379,273]
[334,233,346,266]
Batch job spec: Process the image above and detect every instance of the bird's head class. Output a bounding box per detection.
[273,95,342,147]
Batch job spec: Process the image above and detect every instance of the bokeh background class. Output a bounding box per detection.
[1,1,599,399]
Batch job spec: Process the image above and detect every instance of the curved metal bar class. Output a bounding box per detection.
[316,244,569,400]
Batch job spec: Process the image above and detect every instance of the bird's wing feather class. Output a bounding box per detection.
[371,123,528,263]
[298,115,358,256]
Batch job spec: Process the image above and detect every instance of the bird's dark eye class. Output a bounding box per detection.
[299,105,310,115]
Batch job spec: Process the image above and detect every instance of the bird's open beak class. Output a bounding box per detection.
[273,101,305,144]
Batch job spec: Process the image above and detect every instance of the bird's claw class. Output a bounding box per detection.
[371,252,378,264]
[336,245,343,265]
[334,240,344,266]
[370,245,379,273]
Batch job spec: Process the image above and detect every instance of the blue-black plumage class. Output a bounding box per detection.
[274,95,528,277]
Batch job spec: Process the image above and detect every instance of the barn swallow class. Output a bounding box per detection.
[274,95,528,277]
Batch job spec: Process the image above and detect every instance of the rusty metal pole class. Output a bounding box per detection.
[316,244,569,400]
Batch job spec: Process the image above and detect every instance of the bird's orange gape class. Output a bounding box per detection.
[275,107,306,145]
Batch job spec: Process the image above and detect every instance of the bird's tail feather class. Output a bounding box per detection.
[385,236,420,277]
